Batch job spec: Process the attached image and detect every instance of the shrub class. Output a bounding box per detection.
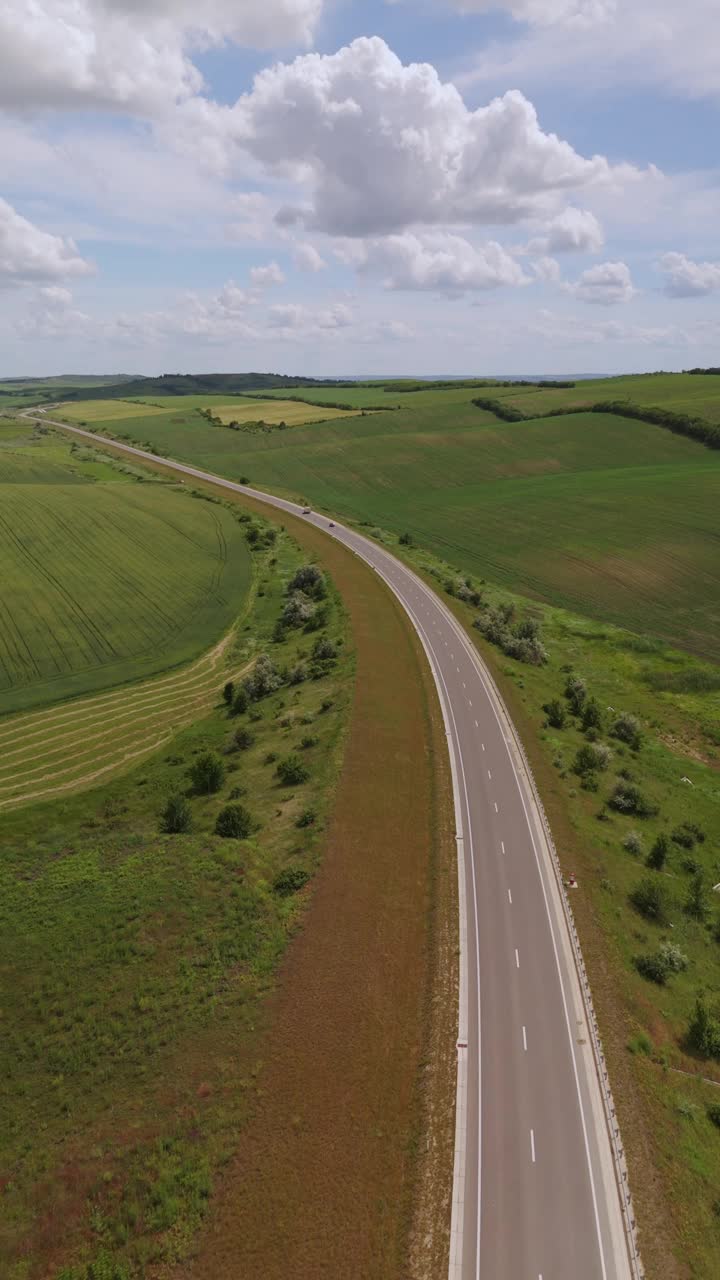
[398,532,414,546]
[610,713,642,750]
[312,636,337,661]
[672,822,706,850]
[288,663,307,686]
[234,728,255,751]
[288,564,326,600]
[273,866,311,897]
[543,698,566,729]
[283,591,316,629]
[687,997,720,1060]
[574,742,612,776]
[296,808,316,828]
[190,752,225,795]
[635,952,671,984]
[160,793,192,834]
[609,782,658,818]
[564,674,587,716]
[643,832,667,869]
[215,804,254,839]
[276,754,310,786]
[222,680,235,706]
[301,735,318,749]
[582,698,603,732]
[623,831,645,857]
[243,654,283,702]
[630,877,669,923]
[232,687,249,716]
[685,871,708,921]
[659,941,689,973]
[707,1104,720,1130]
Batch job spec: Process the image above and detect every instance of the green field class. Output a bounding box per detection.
[0,522,354,1279]
[0,426,252,712]
[78,388,720,664]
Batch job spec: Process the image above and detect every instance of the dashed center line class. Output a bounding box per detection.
[508,888,512,904]
[501,840,505,855]
[494,801,499,813]
[487,769,492,780]
[515,948,520,969]
[523,1025,528,1052]
[474,719,479,728]
[530,1129,536,1164]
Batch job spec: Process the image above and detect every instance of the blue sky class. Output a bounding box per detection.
[2,0,719,376]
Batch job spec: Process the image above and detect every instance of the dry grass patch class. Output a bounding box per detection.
[213,398,372,427]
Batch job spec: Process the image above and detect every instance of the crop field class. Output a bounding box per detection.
[0,433,252,712]
[90,397,720,664]
[211,397,372,426]
[57,398,173,421]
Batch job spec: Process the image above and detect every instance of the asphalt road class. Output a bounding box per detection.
[33,416,634,1279]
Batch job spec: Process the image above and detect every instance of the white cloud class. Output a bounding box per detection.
[526,307,689,348]
[354,232,529,291]
[203,37,643,237]
[0,198,93,288]
[0,1,325,114]
[526,206,604,254]
[294,242,327,271]
[564,260,635,305]
[250,261,285,286]
[459,2,720,103]
[267,301,353,330]
[531,256,561,282]
[659,252,720,298]
[447,0,615,23]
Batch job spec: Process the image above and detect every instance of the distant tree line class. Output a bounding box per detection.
[590,400,720,450]
[686,367,720,376]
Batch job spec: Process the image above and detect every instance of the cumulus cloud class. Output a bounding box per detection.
[0,198,93,288]
[564,260,635,305]
[659,252,720,298]
[294,242,327,271]
[267,301,353,330]
[206,37,643,237]
[527,206,604,254]
[353,232,529,291]
[0,1,324,114]
[525,307,689,348]
[250,261,285,286]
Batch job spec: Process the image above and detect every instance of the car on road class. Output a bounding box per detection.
[329,521,335,528]
[302,507,311,514]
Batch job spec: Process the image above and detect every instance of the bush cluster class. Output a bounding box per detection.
[591,400,720,451]
[474,606,548,665]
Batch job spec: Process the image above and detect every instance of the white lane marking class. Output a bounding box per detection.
[515,948,520,969]
[481,742,485,751]
[462,681,466,689]
[494,801,498,813]
[530,1129,536,1164]
[523,1026,528,1052]
[487,769,492,780]
[501,840,505,855]
[508,888,512,904]
[474,719,479,728]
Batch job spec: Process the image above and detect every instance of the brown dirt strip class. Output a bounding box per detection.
[27,428,459,1280]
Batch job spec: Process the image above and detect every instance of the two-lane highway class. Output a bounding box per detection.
[31,415,635,1279]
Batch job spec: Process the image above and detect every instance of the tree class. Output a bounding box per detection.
[215,804,254,839]
[573,742,611,777]
[190,751,225,795]
[623,831,644,857]
[312,636,337,662]
[276,754,310,786]
[630,876,669,923]
[288,564,326,600]
[685,871,708,922]
[543,699,566,729]
[222,680,235,706]
[243,654,283,701]
[160,793,192,834]
[234,727,255,751]
[564,674,587,716]
[232,687,249,716]
[582,698,603,733]
[282,591,316,629]
[687,997,720,1060]
[646,832,669,870]
[399,532,414,546]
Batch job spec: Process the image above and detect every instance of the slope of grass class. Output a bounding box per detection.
[211,398,374,426]
[88,402,720,664]
[0,438,252,713]
[0,524,355,1280]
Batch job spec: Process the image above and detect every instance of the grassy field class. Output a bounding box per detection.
[0,520,355,1280]
[210,398,374,427]
[81,396,720,664]
[0,425,252,712]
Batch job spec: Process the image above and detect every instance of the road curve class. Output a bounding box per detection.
[32,415,636,1279]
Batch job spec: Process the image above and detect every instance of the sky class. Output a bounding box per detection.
[1,0,719,377]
